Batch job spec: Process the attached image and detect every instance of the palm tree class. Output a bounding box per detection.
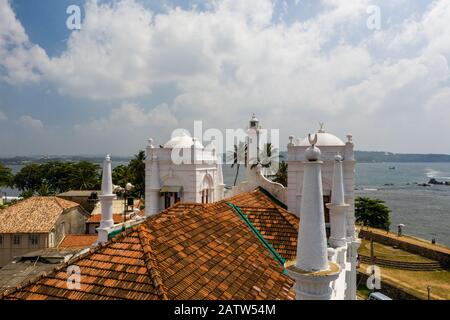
[228,141,247,186]
[128,150,146,198]
[112,165,132,188]
[37,183,52,196]
[69,161,101,190]
[273,161,288,187]
[251,142,282,177]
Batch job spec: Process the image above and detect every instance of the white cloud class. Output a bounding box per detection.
[0,0,49,84]
[0,0,450,153]
[71,103,178,153]
[18,115,44,131]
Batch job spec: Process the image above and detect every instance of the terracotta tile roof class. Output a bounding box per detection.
[221,188,299,261]
[58,235,98,249]
[2,189,295,300]
[0,197,80,234]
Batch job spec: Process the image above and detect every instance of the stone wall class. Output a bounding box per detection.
[357,272,421,300]
[359,229,450,268]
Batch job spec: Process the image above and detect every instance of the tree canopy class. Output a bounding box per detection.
[112,150,146,198]
[355,196,391,230]
[0,163,13,188]
[13,161,101,195]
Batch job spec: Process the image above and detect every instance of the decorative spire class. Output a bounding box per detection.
[288,135,295,148]
[318,122,325,133]
[327,154,349,248]
[146,152,161,217]
[148,138,154,148]
[286,135,340,300]
[97,154,116,244]
[305,134,321,161]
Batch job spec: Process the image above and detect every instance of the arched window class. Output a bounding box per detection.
[201,175,214,204]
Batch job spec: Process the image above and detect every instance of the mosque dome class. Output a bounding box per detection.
[163,132,204,149]
[298,124,345,147]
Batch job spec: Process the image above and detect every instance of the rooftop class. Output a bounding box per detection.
[58,190,100,197]
[0,197,81,234]
[58,235,98,249]
[0,248,82,292]
[2,188,298,300]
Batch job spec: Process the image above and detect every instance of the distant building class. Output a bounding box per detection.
[0,248,82,293]
[58,190,100,212]
[145,133,225,217]
[86,199,142,234]
[0,197,89,267]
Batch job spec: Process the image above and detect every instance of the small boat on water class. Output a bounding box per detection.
[389,166,396,170]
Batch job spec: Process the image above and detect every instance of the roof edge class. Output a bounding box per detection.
[227,202,286,269]
[256,186,288,209]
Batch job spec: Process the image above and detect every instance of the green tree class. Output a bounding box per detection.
[228,141,247,186]
[273,161,288,187]
[128,150,146,198]
[355,197,391,230]
[255,142,282,177]
[0,163,13,187]
[40,161,73,193]
[112,165,132,188]
[13,163,43,192]
[68,161,101,190]
[37,183,52,196]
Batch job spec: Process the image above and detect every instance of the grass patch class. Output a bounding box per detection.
[359,263,450,300]
[359,239,435,263]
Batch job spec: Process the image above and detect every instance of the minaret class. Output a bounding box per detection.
[326,155,349,248]
[216,155,225,201]
[146,140,161,217]
[96,154,115,244]
[286,134,340,300]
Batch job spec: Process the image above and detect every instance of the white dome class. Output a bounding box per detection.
[163,132,204,149]
[298,131,345,147]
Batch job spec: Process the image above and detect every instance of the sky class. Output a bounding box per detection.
[0,0,449,156]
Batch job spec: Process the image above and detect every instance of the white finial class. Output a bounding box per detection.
[105,154,111,162]
[148,138,154,148]
[318,123,325,133]
[305,134,321,161]
[346,134,353,143]
[308,133,318,146]
[335,154,343,162]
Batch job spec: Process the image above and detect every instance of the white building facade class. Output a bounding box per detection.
[145,133,225,217]
[286,125,360,300]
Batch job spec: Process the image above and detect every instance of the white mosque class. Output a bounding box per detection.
[96,115,360,300]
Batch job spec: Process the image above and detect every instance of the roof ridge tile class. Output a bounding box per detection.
[136,225,169,300]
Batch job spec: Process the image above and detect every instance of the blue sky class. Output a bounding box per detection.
[0,0,449,156]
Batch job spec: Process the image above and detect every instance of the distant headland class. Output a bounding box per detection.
[1,151,450,165]
[354,151,450,163]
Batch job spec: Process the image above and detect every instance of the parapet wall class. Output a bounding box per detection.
[359,228,450,268]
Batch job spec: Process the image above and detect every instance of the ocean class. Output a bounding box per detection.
[2,162,449,246]
[225,162,450,247]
